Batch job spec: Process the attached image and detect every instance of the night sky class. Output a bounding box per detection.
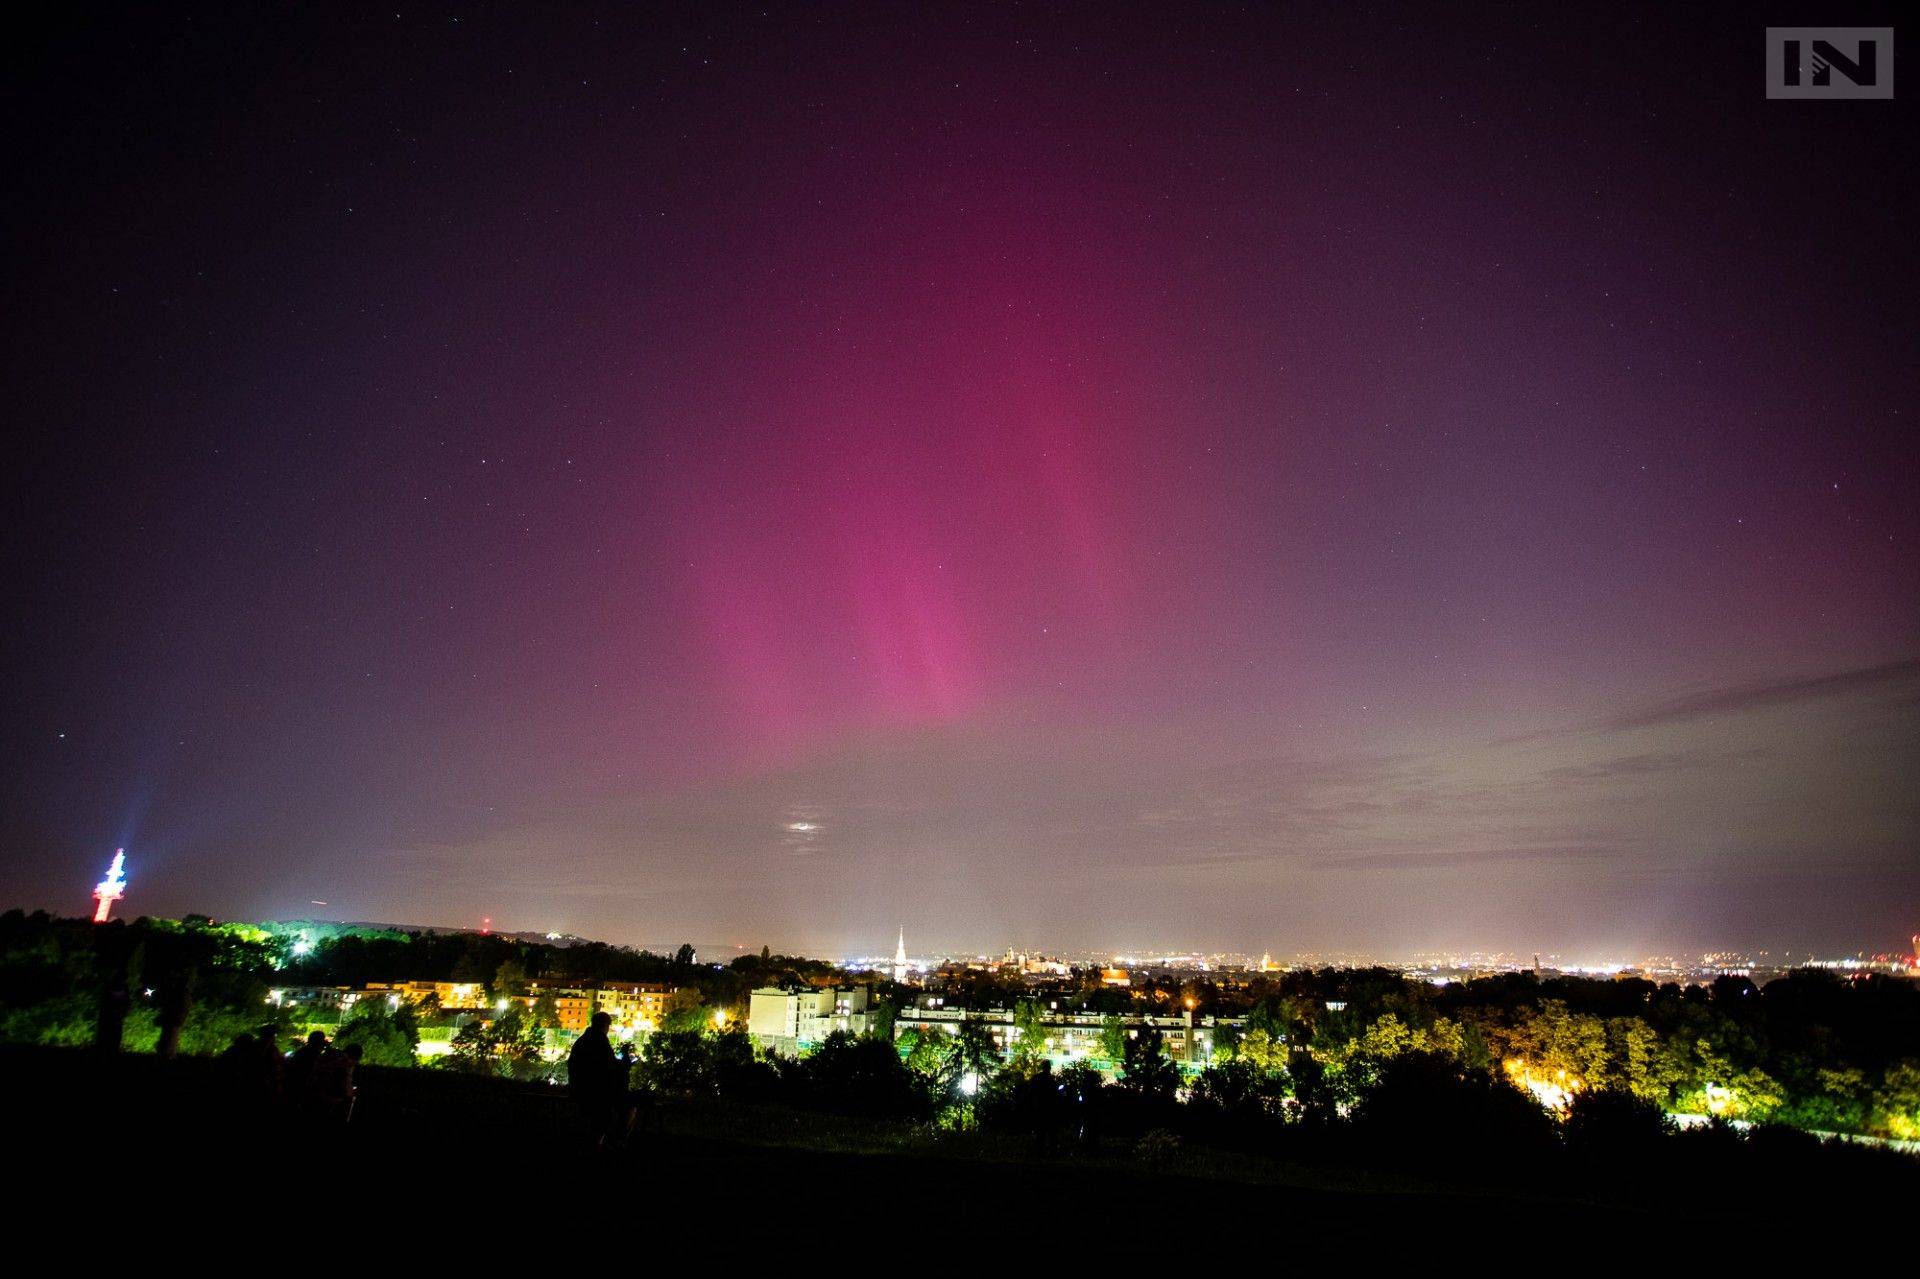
[4,3,1915,959]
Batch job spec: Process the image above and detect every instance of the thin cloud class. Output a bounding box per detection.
[1600,658,1920,732]
[1539,746,1772,782]
[1321,845,1620,872]
[1499,657,1920,745]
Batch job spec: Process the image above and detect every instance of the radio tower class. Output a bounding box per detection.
[92,849,128,923]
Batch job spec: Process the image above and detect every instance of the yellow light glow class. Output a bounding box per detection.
[1503,1058,1582,1112]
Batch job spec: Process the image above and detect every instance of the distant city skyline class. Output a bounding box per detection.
[33,890,1918,978]
[4,7,1915,956]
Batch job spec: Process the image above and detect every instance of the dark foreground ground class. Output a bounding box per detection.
[3,1045,1633,1224]
[11,1043,1909,1248]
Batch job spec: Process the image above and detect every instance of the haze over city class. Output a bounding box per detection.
[4,4,1914,959]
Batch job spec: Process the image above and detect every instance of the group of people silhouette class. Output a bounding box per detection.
[222,1027,360,1123]
[210,1012,639,1144]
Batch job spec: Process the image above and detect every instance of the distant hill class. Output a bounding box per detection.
[261,918,743,960]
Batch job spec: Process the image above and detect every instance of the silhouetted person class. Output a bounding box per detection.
[255,1026,285,1104]
[222,1031,284,1123]
[568,1012,621,1146]
[94,964,131,1056]
[315,1042,359,1123]
[222,1032,257,1065]
[286,1030,330,1107]
[154,970,193,1059]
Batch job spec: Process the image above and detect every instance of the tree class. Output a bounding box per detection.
[1563,1088,1672,1163]
[673,943,696,967]
[636,1030,713,1096]
[1874,1061,1920,1140]
[1351,1012,1415,1060]
[798,1030,928,1117]
[1010,999,1049,1063]
[1058,1060,1106,1106]
[1119,1023,1179,1100]
[1601,1016,1673,1103]
[629,1025,770,1098]
[490,1005,547,1079]
[1188,1058,1287,1118]
[662,987,710,1032]
[954,1017,1000,1089]
[530,991,561,1030]
[1098,1014,1128,1064]
[335,998,421,1067]
[1233,1028,1287,1075]
[866,999,897,1043]
[1351,1052,1558,1172]
[492,956,528,998]
[446,1018,494,1073]
[901,1027,962,1094]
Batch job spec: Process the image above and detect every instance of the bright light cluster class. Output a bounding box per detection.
[1504,1058,1582,1112]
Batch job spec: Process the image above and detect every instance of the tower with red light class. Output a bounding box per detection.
[92,849,128,923]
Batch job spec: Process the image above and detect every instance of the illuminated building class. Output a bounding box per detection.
[1099,967,1131,987]
[592,983,672,1034]
[998,949,1071,977]
[517,983,595,1033]
[748,985,872,1055]
[267,985,354,1010]
[893,928,908,983]
[269,981,491,1013]
[894,1004,1245,1071]
[517,981,675,1035]
[362,980,489,1010]
[91,849,127,923]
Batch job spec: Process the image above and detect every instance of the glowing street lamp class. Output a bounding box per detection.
[91,849,128,923]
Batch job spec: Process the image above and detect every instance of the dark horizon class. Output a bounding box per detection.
[4,3,1915,958]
